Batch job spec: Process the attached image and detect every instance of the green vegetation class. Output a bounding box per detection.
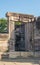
[0,18,8,33]
[15,21,22,25]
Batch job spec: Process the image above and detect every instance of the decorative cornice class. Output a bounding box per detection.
[6,12,34,19]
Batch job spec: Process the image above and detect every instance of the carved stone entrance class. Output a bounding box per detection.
[6,12,35,52]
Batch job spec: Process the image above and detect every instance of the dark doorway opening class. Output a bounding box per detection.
[15,21,25,51]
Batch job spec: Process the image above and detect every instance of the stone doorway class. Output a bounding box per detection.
[15,21,25,51]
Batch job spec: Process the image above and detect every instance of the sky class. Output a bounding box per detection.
[0,0,40,18]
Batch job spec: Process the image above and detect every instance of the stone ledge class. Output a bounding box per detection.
[0,34,9,41]
[9,52,40,58]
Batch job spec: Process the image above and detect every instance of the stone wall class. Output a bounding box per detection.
[0,34,9,52]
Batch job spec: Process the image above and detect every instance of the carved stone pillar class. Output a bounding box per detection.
[8,17,15,52]
[25,22,33,51]
[25,23,29,51]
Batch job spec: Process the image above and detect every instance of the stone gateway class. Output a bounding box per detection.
[0,12,40,59]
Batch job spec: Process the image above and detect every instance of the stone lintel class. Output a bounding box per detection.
[6,12,35,22]
[6,12,34,18]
